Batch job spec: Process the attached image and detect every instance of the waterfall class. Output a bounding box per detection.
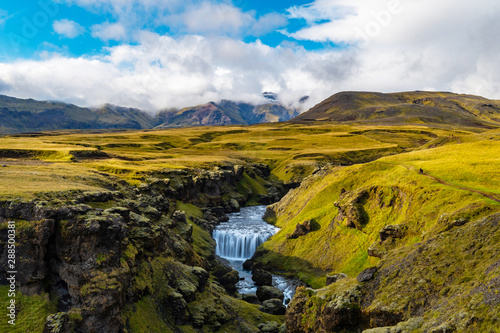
[213,205,301,302]
[213,229,276,260]
[213,206,279,261]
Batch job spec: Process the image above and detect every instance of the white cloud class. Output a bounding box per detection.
[287,1,355,24]
[1,0,500,113]
[282,0,500,99]
[250,13,288,36]
[60,0,283,38]
[0,33,353,111]
[91,22,127,41]
[53,19,85,38]
[180,2,253,35]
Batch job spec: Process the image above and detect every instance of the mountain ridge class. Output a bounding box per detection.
[154,99,299,128]
[290,91,500,129]
[0,94,298,134]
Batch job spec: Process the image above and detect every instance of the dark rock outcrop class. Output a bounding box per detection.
[357,267,378,283]
[286,285,362,333]
[0,162,288,332]
[286,220,313,239]
[241,293,260,304]
[219,270,240,294]
[252,269,273,286]
[379,224,407,242]
[332,189,369,230]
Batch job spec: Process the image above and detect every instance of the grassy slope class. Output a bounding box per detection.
[257,138,500,286]
[0,123,465,199]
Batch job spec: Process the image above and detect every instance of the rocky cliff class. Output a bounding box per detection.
[0,164,287,332]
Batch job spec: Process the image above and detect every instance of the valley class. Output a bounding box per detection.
[0,91,499,332]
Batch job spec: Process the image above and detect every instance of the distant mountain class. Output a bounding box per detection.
[0,95,298,134]
[0,95,156,134]
[91,104,155,129]
[291,91,500,129]
[154,100,299,128]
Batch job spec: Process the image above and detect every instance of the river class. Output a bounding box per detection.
[212,205,300,303]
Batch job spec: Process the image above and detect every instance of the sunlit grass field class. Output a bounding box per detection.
[1,123,486,200]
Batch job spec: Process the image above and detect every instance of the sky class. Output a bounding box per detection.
[0,0,499,112]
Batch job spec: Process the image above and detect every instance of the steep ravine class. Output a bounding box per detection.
[0,163,289,332]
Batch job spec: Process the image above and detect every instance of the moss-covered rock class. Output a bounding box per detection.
[259,299,286,315]
[256,286,284,302]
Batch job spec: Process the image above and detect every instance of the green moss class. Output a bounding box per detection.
[0,286,57,333]
[123,243,138,261]
[123,296,174,333]
[176,201,215,259]
[176,202,203,219]
[85,201,117,209]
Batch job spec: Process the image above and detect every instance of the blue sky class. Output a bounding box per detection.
[0,0,499,111]
[0,0,325,60]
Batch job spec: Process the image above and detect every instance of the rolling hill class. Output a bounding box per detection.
[291,91,500,129]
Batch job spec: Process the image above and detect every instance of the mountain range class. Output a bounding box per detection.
[1,91,500,134]
[0,94,300,134]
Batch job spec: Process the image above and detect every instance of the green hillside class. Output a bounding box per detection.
[252,135,500,332]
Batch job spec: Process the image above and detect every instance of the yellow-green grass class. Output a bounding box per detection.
[257,140,500,287]
[0,124,494,200]
[380,140,500,195]
[0,163,109,199]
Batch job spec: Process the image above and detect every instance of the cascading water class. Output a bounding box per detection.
[213,206,278,260]
[213,205,300,302]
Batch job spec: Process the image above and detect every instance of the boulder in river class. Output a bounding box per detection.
[257,286,284,302]
[252,269,273,286]
[259,299,286,315]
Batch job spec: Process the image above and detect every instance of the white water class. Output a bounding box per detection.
[213,205,300,302]
[213,206,278,260]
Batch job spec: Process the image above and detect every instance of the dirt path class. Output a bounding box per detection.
[421,171,500,204]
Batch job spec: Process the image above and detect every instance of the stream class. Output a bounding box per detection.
[212,205,300,303]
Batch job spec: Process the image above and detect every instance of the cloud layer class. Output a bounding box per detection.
[0,0,499,112]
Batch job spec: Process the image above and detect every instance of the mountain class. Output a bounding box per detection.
[0,95,299,134]
[91,104,155,129]
[291,91,500,129]
[154,100,299,128]
[0,95,155,134]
